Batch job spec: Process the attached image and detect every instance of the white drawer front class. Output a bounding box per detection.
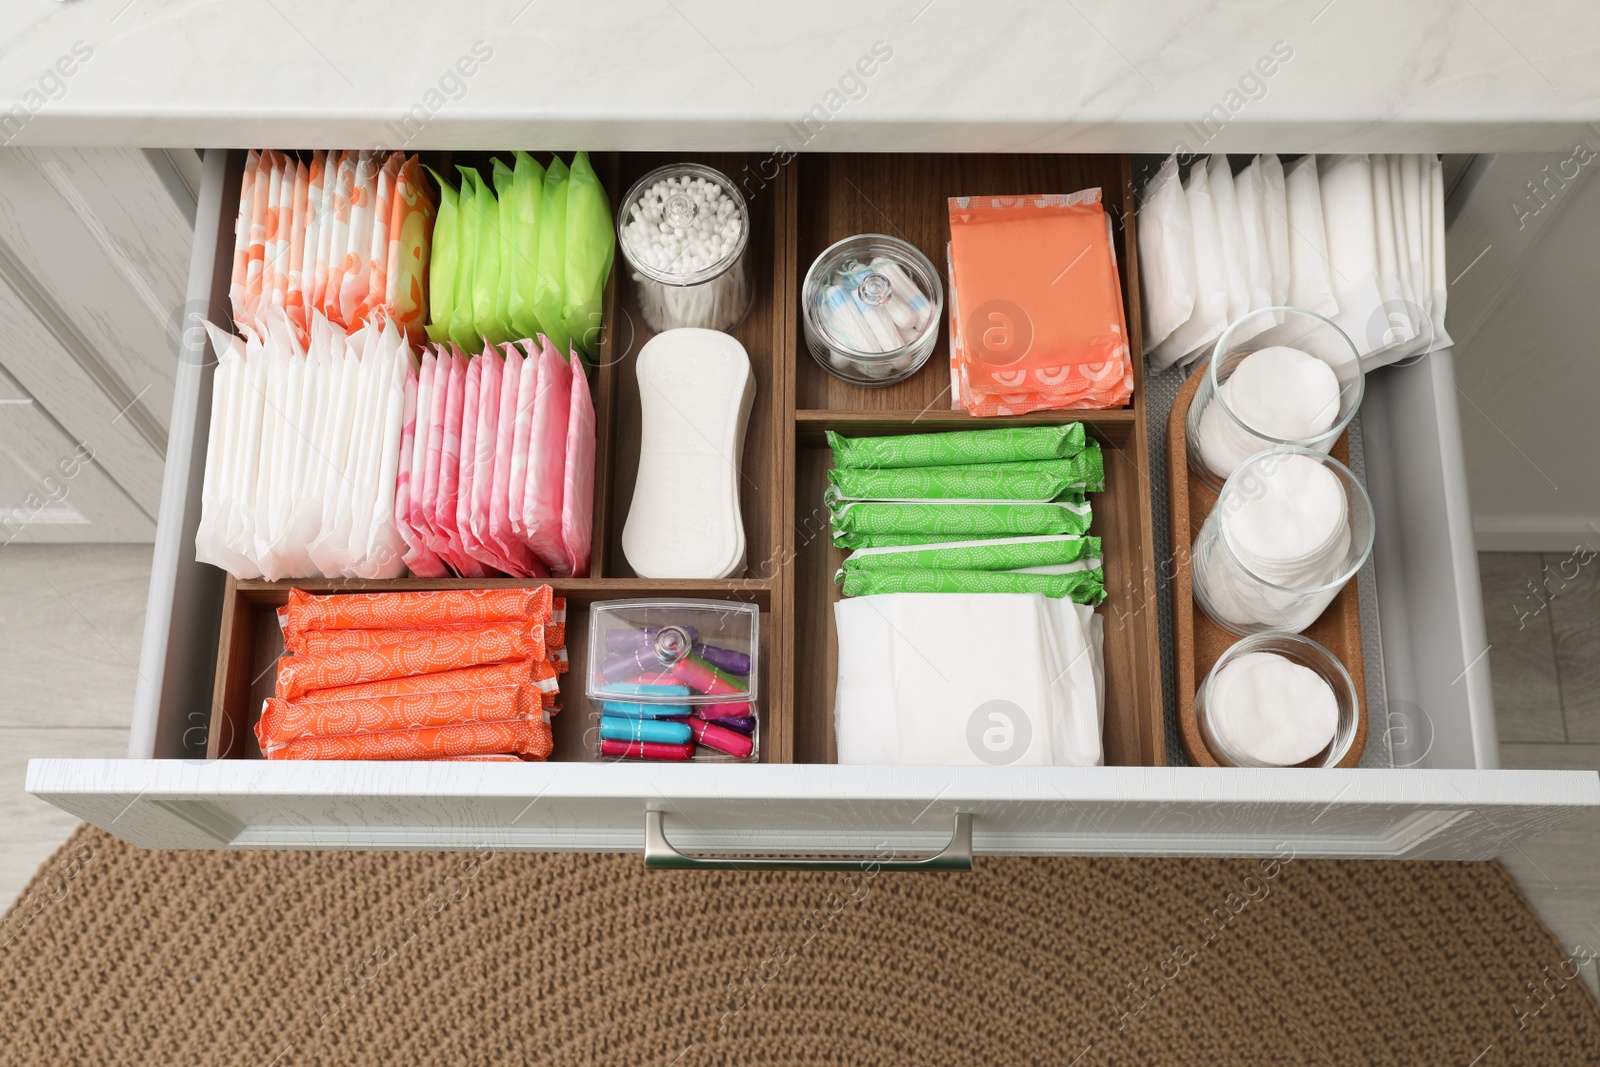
[25,761,1599,860]
[26,149,1599,861]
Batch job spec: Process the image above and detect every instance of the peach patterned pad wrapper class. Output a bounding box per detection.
[265,717,553,761]
[274,622,548,701]
[242,153,269,326]
[257,684,543,750]
[358,152,402,328]
[269,155,294,317]
[319,151,354,323]
[285,159,310,338]
[230,150,257,314]
[337,152,378,328]
[284,586,553,634]
[386,155,435,341]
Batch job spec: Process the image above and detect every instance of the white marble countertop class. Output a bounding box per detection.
[3,0,1598,152]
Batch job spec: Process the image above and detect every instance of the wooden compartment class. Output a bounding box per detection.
[1166,371,1369,768]
[204,150,1163,772]
[791,154,1164,766]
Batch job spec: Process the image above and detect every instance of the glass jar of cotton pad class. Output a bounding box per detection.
[1190,445,1374,635]
[1186,306,1364,491]
[802,234,943,386]
[617,163,754,334]
[1195,631,1359,768]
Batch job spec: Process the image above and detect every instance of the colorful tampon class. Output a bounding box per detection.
[689,718,754,758]
[612,683,693,697]
[601,716,692,744]
[601,738,694,761]
[694,701,752,720]
[601,700,692,719]
[670,653,748,696]
[693,643,751,675]
[602,647,664,681]
[604,625,699,652]
[619,671,681,687]
[704,715,756,735]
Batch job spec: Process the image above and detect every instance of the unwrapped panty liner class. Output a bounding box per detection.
[622,329,755,578]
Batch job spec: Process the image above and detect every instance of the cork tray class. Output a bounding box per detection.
[1165,370,1368,768]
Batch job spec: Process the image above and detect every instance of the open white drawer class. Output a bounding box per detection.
[27,150,1599,863]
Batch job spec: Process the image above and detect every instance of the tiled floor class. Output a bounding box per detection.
[0,545,146,907]
[1476,551,1600,994]
[0,547,1596,993]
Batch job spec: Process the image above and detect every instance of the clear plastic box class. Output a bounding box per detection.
[586,598,760,763]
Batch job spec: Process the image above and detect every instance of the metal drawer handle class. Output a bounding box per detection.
[644,810,973,871]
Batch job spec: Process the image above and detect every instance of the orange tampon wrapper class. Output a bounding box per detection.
[297,660,536,702]
[281,586,554,638]
[287,622,567,667]
[257,684,544,751]
[265,717,553,761]
[274,622,547,702]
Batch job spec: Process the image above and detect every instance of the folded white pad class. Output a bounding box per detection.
[622,328,755,579]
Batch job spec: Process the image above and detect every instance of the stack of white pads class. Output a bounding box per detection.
[1139,153,1451,372]
[197,311,411,580]
[833,592,1105,767]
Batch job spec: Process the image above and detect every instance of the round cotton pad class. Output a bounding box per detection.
[1208,650,1339,766]
[1222,454,1348,582]
[1224,346,1341,442]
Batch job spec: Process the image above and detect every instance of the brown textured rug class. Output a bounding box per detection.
[1,827,1596,1065]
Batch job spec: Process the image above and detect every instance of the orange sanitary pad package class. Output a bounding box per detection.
[947,191,1133,416]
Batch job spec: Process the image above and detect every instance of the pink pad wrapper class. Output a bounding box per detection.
[395,361,449,577]
[456,348,504,574]
[486,343,544,577]
[507,344,540,542]
[559,356,595,578]
[433,346,494,577]
[519,335,572,570]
